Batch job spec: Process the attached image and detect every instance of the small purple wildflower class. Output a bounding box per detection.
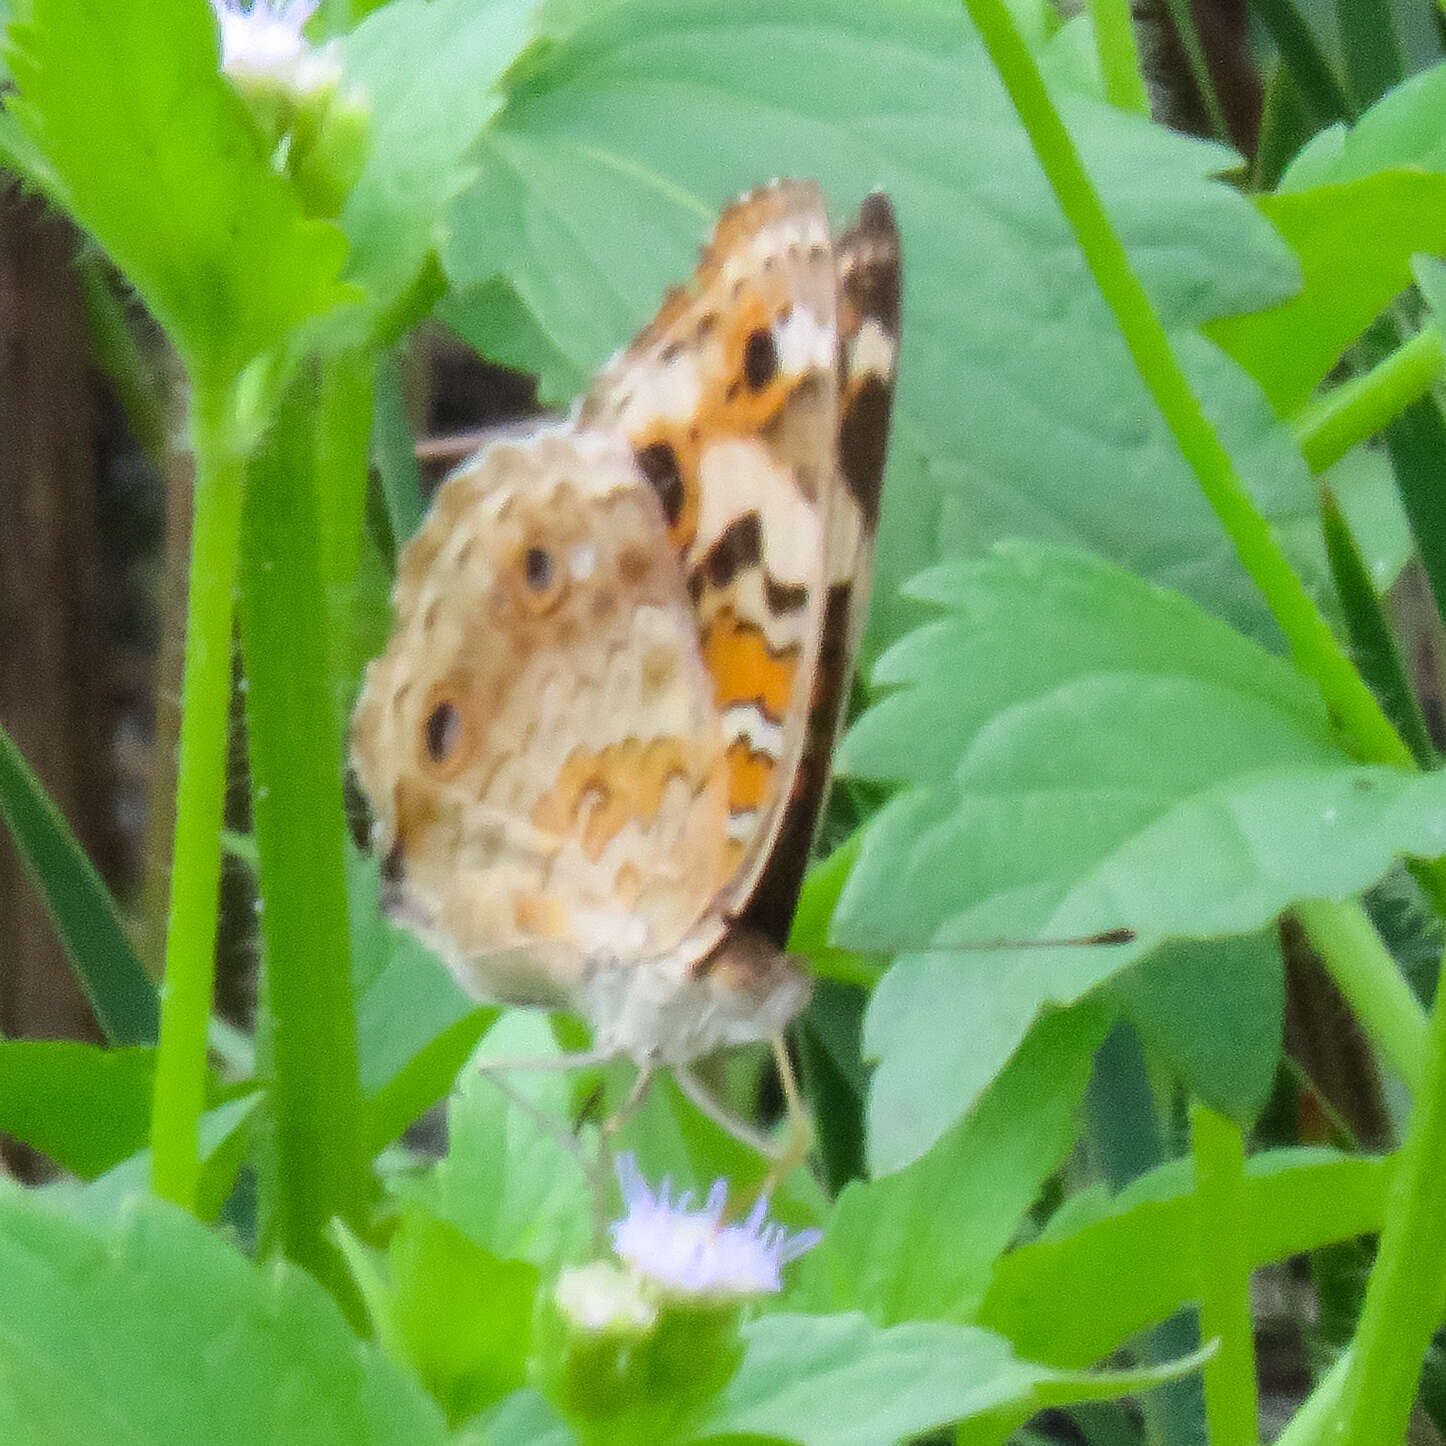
[610,1153,821,1299]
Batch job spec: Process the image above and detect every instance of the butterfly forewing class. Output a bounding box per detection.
[736,191,902,947]
[583,181,902,953]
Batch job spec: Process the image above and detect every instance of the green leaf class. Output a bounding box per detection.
[699,1313,1204,1446]
[340,0,537,332]
[438,276,586,405]
[797,982,870,1194]
[0,723,158,1045]
[792,1001,1110,1309]
[481,1390,576,1446]
[1111,931,1284,1127]
[837,544,1446,1162]
[789,834,881,990]
[979,1148,1392,1369]
[348,844,496,1151]
[1281,60,1446,189]
[1417,255,1446,326]
[6,0,350,382]
[443,0,1304,651]
[1206,172,1446,413]
[400,1013,592,1273]
[54,1092,263,1226]
[386,1207,537,1426]
[1281,444,1413,596]
[0,1188,449,1445]
[1317,479,1435,766]
[0,1042,155,1177]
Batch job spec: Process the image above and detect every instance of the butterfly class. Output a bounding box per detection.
[350,180,901,1085]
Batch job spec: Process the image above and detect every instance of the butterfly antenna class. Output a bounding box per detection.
[673,1066,779,1157]
[852,926,1137,955]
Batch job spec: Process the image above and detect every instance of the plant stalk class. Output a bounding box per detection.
[1295,328,1445,475]
[1329,959,1446,1443]
[956,9,1446,1440]
[238,363,367,1301]
[1087,0,1150,117]
[1191,1102,1261,1446]
[149,380,244,1210]
[1088,1022,1207,1446]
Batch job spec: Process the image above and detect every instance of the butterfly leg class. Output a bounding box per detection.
[766,1034,814,1192]
[475,1048,617,1074]
[673,1060,794,1164]
[672,1038,814,1186]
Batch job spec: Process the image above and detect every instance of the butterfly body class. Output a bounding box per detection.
[351,181,900,1067]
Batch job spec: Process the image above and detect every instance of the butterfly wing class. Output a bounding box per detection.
[737,191,902,946]
[350,429,731,1007]
[351,182,900,1063]
[583,183,901,955]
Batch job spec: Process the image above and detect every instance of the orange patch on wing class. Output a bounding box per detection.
[701,607,797,719]
[614,861,643,910]
[532,737,696,863]
[513,891,571,940]
[726,738,774,812]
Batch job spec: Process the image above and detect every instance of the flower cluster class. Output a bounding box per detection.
[554,1154,821,1332]
[210,0,329,87]
[207,0,367,218]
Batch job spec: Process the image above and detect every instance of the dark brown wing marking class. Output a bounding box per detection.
[734,191,902,949]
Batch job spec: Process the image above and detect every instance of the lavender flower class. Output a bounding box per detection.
[610,1153,821,1299]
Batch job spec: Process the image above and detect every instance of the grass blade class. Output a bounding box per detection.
[0,723,158,1045]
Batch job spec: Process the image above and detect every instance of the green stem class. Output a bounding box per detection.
[960,16,1446,1434]
[149,380,244,1211]
[1190,1102,1260,1446]
[238,363,367,1300]
[959,0,1412,773]
[1331,963,1446,1443]
[1088,0,1150,117]
[1295,328,1445,474]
